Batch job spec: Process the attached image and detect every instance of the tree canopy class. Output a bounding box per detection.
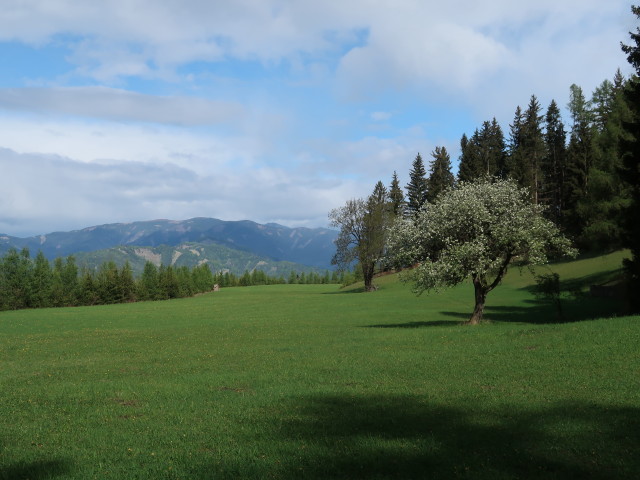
[329,182,392,291]
[387,178,576,324]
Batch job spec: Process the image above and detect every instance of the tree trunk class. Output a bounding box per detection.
[362,262,377,292]
[467,277,486,325]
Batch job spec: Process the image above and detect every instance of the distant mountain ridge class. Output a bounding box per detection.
[0,217,338,270]
[71,243,327,278]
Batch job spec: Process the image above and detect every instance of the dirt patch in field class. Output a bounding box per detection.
[113,397,142,407]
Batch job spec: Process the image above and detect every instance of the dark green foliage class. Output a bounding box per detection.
[564,84,595,239]
[29,251,52,308]
[457,131,483,182]
[506,106,525,181]
[542,100,568,226]
[507,97,546,204]
[620,5,640,312]
[0,248,32,310]
[388,171,406,217]
[456,133,475,182]
[427,146,455,202]
[139,261,159,300]
[405,153,429,217]
[459,119,507,183]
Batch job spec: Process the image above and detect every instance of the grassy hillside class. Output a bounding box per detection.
[0,252,638,479]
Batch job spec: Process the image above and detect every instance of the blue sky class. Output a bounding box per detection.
[0,0,633,237]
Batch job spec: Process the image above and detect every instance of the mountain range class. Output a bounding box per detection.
[0,217,339,276]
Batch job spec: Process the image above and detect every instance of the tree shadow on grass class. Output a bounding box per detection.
[364,320,461,328]
[323,287,368,294]
[189,394,640,479]
[439,284,625,325]
[0,459,72,480]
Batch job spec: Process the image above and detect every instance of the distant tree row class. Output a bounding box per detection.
[0,248,216,310]
[0,248,338,311]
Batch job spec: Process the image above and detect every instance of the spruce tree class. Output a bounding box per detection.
[508,97,545,203]
[457,133,475,182]
[405,153,429,217]
[620,5,640,312]
[388,171,406,217]
[427,146,455,202]
[564,84,595,240]
[0,247,32,310]
[543,99,568,226]
[457,130,483,182]
[476,119,507,178]
[30,251,53,308]
[458,119,506,183]
[521,96,546,204]
[578,75,631,250]
[506,106,525,182]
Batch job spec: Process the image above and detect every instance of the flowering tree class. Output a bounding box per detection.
[387,178,576,324]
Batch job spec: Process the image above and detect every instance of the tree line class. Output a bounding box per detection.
[330,6,640,313]
[0,248,338,311]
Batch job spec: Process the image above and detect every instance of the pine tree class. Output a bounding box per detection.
[405,153,429,217]
[427,146,455,202]
[61,256,78,306]
[0,247,32,310]
[457,131,483,182]
[139,261,159,300]
[506,106,524,181]
[564,84,595,239]
[30,251,53,308]
[620,6,640,312]
[79,268,99,305]
[578,74,631,250]
[120,261,136,302]
[542,99,568,226]
[508,97,545,203]
[487,118,508,177]
[388,171,406,217]
[522,96,546,203]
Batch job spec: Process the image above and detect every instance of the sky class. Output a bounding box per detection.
[0,0,634,237]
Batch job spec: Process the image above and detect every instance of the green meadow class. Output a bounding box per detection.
[1,251,639,479]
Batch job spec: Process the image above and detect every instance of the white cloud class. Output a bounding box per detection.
[0,87,244,125]
[0,146,333,236]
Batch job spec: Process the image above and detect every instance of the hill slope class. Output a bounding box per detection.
[73,242,327,277]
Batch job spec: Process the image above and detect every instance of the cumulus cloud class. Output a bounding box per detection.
[0,147,337,236]
[0,1,630,90]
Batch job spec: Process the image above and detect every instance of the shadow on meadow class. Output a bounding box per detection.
[0,459,72,480]
[190,394,639,479]
[365,320,459,328]
[322,287,368,294]
[433,266,626,325]
[437,295,623,325]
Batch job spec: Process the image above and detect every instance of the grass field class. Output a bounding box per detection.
[1,251,639,479]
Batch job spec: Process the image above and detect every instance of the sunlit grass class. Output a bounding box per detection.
[1,252,638,479]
